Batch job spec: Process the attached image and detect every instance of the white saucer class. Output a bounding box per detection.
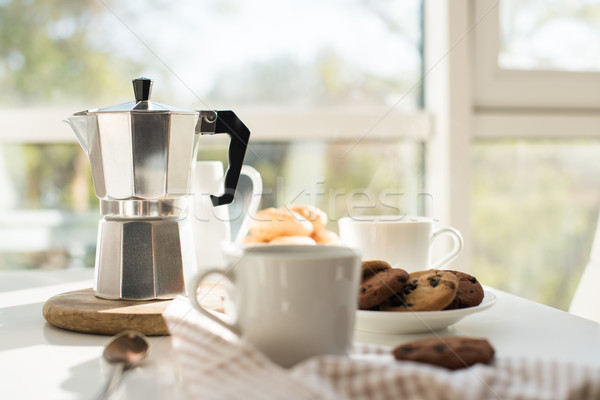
[355,290,497,334]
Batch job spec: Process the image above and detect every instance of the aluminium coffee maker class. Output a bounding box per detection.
[66,78,250,300]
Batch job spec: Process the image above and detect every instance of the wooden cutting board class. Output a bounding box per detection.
[43,285,225,336]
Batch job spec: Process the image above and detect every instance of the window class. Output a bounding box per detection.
[473,0,600,109]
[499,0,600,72]
[0,0,425,269]
[472,139,600,310]
[0,0,423,110]
[200,138,426,221]
[471,0,600,309]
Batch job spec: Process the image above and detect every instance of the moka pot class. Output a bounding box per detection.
[66,78,251,300]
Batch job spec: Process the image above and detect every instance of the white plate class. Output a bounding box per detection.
[355,290,497,334]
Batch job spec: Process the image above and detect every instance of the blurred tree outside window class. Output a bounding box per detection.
[472,139,600,310]
[499,0,600,72]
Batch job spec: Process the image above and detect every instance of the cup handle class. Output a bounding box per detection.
[429,227,464,269]
[188,268,241,335]
[232,165,263,244]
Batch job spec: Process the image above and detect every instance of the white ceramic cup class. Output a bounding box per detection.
[191,161,262,271]
[338,215,463,272]
[188,245,362,368]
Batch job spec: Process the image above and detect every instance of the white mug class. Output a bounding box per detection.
[192,161,262,271]
[189,245,362,368]
[338,215,463,272]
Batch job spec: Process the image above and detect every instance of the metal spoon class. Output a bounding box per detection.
[97,330,150,400]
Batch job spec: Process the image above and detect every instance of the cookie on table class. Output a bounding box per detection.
[359,268,409,310]
[361,260,392,280]
[379,270,458,312]
[392,336,495,370]
[443,270,484,310]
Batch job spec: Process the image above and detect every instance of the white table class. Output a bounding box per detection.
[2,269,600,400]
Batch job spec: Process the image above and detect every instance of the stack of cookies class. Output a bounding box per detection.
[243,205,341,245]
[359,260,484,311]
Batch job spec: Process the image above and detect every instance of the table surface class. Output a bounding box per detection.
[2,269,600,400]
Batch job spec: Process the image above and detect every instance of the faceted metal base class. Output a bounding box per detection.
[93,217,196,300]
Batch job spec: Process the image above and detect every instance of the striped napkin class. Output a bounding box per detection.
[162,296,600,400]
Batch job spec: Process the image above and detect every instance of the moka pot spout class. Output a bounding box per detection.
[65,112,96,157]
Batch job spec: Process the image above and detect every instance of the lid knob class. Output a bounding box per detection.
[133,77,152,102]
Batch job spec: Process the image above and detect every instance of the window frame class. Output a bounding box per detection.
[473,0,600,111]
[472,0,600,143]
[0,107,432,143]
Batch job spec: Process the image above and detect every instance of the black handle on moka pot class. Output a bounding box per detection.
[197,110,251,206]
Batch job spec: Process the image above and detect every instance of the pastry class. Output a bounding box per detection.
[379,270,458,312]
[269,236,317,245]
[443,270,484,309]
[242,235,267,244]
[248,208,313,242]
[289,204,327,232]
[311,229,341,245]
[359,268,409,310]
[392,337,495,370]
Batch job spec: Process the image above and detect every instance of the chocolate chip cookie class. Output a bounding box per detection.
[359,268,409,310]
[392,336,495,370]
[361,260,392,280]
[444,270,484,310]
[379,270,458,312]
